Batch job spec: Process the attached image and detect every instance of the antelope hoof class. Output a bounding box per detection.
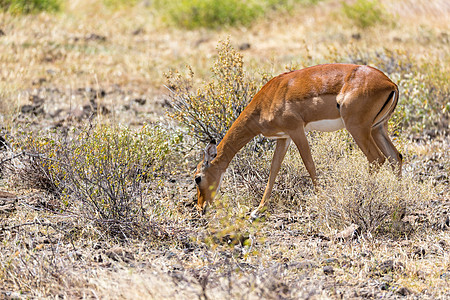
[250,209,261,222]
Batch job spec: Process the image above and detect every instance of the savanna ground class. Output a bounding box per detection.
[0,0,449,298]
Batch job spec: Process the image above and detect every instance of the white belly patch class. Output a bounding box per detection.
[263,118,345,139]
[265,132,289,139]
[304,118,345,132]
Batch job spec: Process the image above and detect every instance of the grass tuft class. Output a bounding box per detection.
[0,0,61,14]
[341,0,391,29]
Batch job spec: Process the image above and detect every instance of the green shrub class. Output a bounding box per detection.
[0,0,61,14]
[8,123,183,238]
[158,0,320,29]
[166,0,263,29]
[341,0,389,29]
[103,0,139,9]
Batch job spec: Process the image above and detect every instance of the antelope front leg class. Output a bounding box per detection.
[251,138,291,219]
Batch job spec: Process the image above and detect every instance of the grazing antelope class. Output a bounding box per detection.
[194,64,402,217]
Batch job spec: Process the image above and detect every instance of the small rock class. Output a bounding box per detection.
[359,250,373,258]
[358,288,375,298]
[335,223,359,241]
[0,191,16,199]
[351,33,361,40]
[444,216,450,228]
[20,104,44,116]
[239,43,251,51]
[85,33,106,42]
[323,258,338,264]
[289,260,317,270]
[105,246,134,263]
[20,104,35,114]
[396,286,411,296]
[417,270,427,280]
[0,29,5,36]
[413,247,426,258]
[323,266,334,275]
[378,260,393,273]
[32,77,47,85]
[380,282,389,290]
[133,98,146,105]
[132,27,144,35]
[164,251,177,259]
[378,260,405,274]
[274,220,284,230]
[440,272,450,280]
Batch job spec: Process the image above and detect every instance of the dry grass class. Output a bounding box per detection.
[0,0,449,298]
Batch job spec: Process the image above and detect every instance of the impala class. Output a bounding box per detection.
[194,64,402,217]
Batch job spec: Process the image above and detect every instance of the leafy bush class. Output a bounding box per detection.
[0,0,61,14]
[163,0,263,29]
[166,39,268,143]
[103,0,139,9]
[158,0,320,29]
[341,0,390,29]
[7,123,183,238]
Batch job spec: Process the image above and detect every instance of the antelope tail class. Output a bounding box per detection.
[373,89,398,127]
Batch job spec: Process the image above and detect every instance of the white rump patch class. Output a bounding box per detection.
[304,118,345,132]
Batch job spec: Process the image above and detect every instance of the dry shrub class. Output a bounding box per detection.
[222,131,353,212]
[166,39,269,143]
[224,144,312,213]
[5,123,184,239]
[221,129,436,236]
[307,131,436,235]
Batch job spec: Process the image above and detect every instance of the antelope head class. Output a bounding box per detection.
[194,140,220,213]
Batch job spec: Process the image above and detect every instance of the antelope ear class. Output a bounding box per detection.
[195,175,202,185]
[203,140,217,167]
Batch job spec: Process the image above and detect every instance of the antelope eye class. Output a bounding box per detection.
[195,176,202,185]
